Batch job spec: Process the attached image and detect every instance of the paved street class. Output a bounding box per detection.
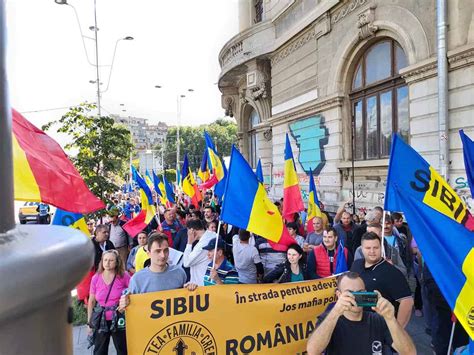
[73,311,433,354]
[73,325,116,355]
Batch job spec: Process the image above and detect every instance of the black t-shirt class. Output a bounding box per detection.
[350,258,411,307]
[325,311,393,355]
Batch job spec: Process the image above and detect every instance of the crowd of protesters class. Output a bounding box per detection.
[80,190,471,355]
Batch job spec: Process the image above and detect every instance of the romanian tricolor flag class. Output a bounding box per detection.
[181,153,202,207]
[282,133,305,221]
[12,109,104,213]
[306,168,323,233]
[123,171,156,237]
[385,134,474,231]
[198,150,210,183]
[220,146,295,251]
[200,131,226,188]
[392,185,474,340]
[152,170,167,205]
[256,158,264,183]
[460,130,474,197]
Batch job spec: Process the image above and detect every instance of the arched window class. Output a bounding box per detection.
[351,39,409,160]
[248,109,260,168]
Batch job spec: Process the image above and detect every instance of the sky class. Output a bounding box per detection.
[5,0,239,144]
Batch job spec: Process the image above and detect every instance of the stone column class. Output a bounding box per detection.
[238,0,252,32]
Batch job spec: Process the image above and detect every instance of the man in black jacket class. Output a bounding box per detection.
[92,224,115,271]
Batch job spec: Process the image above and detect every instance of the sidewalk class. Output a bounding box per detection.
[73,325,116,355]
[73,312,432,354]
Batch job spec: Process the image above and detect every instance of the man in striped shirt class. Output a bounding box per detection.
[203,238,239,286]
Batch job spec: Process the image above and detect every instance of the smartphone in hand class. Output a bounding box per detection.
[350,291,378,307]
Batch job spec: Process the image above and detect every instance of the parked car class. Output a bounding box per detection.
[18,202,50,224]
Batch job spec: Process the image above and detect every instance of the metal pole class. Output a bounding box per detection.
[351,112,356,215]
[176,95,181,173]
[0,0,14,234]
[446,320,456,355]
[437,0,449,181]
[129,116,133,184]
[93,0,101,116]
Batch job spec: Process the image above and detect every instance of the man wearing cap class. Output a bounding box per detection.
[203,238,239,286]
[107,207,132,266]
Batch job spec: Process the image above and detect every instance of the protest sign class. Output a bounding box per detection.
[126,277,336,354]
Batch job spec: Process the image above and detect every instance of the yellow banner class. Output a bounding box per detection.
[126,277,336,354]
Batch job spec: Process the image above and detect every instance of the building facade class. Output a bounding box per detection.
[218,0,474,213]
[112,115,169,173]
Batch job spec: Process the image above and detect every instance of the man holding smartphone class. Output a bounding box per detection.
[307,272,416,355]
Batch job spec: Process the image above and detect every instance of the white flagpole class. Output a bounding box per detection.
[446,320,456,355]
[381,211,387,258]
[212,220,222,269]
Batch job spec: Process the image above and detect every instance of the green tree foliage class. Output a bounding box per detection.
[42,103,133,202]
[158,118,237,170]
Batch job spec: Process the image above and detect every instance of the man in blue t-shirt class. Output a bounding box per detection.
[202,238,239,286]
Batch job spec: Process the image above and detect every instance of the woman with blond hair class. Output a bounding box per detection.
[87,249,130,355]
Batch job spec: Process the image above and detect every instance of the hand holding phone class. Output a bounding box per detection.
[350,291,378,307]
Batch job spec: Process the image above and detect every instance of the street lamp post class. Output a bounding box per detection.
[54,0,133,116]
[155,86,194,173]
[92,0,100,115]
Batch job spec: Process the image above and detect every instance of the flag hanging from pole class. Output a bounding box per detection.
[282,133,305,221]
[163,174,175,205]
[384,133,474,231]
[306,168,323,233]
[198,150,210,183]
[460,130,474,198]
[12,109,104,213]
[152,170,166,205]
[123,172,156,237]
[220,146,295,251]
[199,131,226,189]
[392,185,474,340]
[181,153,202,207]
[256,158,264,183]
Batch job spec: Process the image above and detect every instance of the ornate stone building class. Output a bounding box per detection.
[218,0,474,212]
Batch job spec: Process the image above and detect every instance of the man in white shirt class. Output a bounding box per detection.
[183,219,218,286]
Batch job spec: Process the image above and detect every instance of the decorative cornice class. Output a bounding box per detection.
[400,45,474,84]
[400,58,437,84]
[331,0,367,24]
[448,45,474,70]
[269,94,344,125]
[271,26,316,66]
